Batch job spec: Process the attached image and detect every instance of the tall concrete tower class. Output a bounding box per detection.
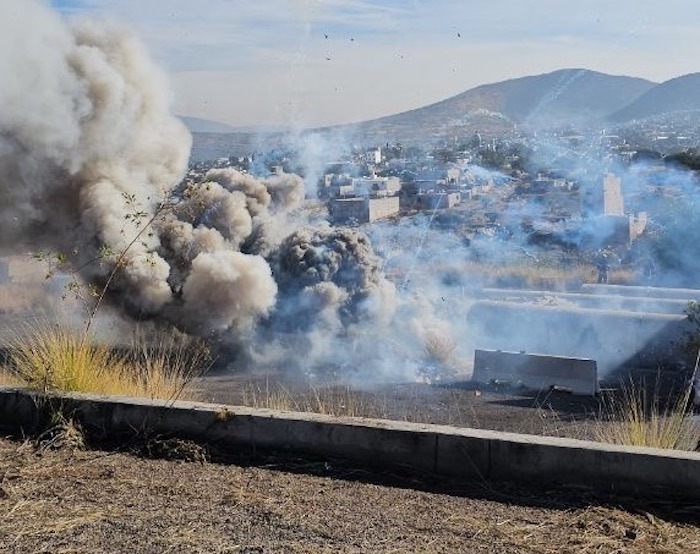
[603,173,624,216]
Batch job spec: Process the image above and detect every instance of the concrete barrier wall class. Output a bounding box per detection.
[1,387,699,499]
[581,284,700,301]
[467,300,692,373]
[472,349,598,395]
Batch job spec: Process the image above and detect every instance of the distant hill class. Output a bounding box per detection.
[609,73,700,122]
[190,131,255,161]
[342,69,656,143]
[189,130,294,162]
[179,116,239,134]
[187,69,700,160]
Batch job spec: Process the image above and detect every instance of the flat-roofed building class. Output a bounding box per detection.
[330,196,400,223]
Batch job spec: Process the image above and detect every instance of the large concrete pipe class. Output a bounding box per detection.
[478,288,689,315]
[581,284,700,301]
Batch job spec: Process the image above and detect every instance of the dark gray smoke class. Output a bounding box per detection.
[276,227,383,307]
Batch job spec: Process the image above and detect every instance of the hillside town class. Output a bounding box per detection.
[186,116,700,292]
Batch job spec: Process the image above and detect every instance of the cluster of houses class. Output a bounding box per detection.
[320,145,649,251]
[322,148,487,223]
[186,141,654,250]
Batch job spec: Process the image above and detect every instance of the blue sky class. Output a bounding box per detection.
[50,0,700,128]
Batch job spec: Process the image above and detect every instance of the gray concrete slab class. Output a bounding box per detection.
[478,288,689,315]
[248,413,438,472]
[467,300,692,374]
[487,432,700,497]
[433,426,495,480]
[472,349,598,395]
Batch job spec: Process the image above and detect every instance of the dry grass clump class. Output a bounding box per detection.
[34,411,86,452]
[422,331,466,381]
[423,332,458,366]
[125,327,212,402]
[594,380,700,451]
[517,263,594,288]
[607,266,637,285]
[460,260,595,290]
[0,344,20,386]
[0,367,21,386]
[465,261,637,289]
[6,322,210,401]
[142,437,208,463]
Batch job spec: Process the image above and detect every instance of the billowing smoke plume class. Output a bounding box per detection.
[155,167,310,334]
[1,0,189,309]
[0,1,283,338]
[0,0,463,383]
[275,226,387,321]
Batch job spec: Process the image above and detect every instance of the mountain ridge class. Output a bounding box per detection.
[349,69,657,135]
[608,72,700,122]
[179,116,239,134]
[187,68,700,156]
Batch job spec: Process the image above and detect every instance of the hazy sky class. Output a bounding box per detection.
[50,0,700,129]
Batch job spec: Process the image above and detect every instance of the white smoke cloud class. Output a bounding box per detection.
[182,251,277,333]
[0,0,278,334]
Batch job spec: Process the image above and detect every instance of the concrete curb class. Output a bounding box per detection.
[1,386,699,499]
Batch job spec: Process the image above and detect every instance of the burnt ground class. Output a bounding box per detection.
[1,435,699,554]
[191,357,700,443]
[193,373,620,441]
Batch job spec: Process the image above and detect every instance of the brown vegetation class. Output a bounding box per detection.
[0,437,698,553]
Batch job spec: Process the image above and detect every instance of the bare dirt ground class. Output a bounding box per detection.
[1,436,699,554]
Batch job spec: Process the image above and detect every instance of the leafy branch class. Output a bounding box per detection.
[33,189,181,347]
[81,194,176,344]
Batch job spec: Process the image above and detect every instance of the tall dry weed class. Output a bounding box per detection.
[242,380,388,419]
[8,322,210,401]
[594,379,700,451]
